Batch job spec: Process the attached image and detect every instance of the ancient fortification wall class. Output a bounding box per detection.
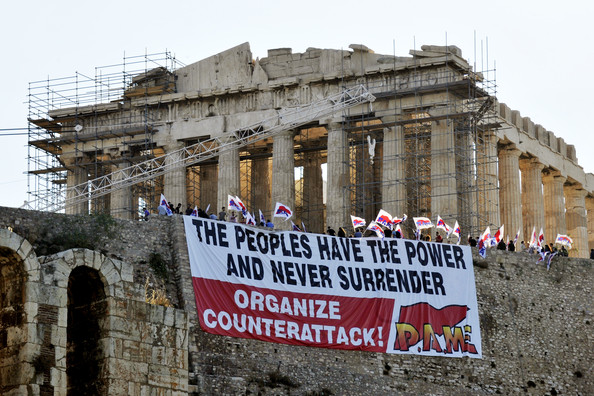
[0,207,592,395]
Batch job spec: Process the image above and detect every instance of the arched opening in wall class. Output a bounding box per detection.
[66,266,107,395]
[0,246,27,393]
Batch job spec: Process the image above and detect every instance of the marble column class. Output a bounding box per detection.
[381,123,406,219]
[110,162,133,219]
[326,121,350,230]
[498,146,522,241]
[586,196,594,251]
[65,165,88,215]
[477,131,500,229]
[302,150,324,233]
[200,163,218,213]
[271,130,295,230]
[542,170,567,245]
[217,137,240,214]
[564,184,588,258]
[519,158,545,245]
[430,115,457,223]
[163,141,187,209]
[251,156,271,222]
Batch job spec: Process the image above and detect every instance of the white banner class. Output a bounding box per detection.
[185,217,482,358]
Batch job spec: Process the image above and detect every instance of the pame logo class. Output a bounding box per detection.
[393,302,478,355]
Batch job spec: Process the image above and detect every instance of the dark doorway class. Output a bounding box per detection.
[66,266,107,395]
[0,247,26,394]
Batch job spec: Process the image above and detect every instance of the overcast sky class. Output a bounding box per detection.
[1,1,592,209]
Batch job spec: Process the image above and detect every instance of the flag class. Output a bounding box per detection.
[375,209,393,228]
[451,221,461,245]
[537,228,545,248]
[351,215,366,230]
[392,214,407,227]
[435,215,451,233]
[205,204,211,214]
[394,223,402,236]
[301,221,307,232]
[413,217,434,230]
[234,195,248,216]
[494,225,504,244]
[366,221,385,238]
[536,251,549,264]
[159,194,173,216]
[191,206,198,217]
[245,212,256,226]
[259,209,266,225]
[273,202,293,220]
[479,227,491,246]
[228,195,243,213]
[291,221,302,232]
[529,226,537,248]
[513,228,521,244]
[547,252,558,270]
[555,234,573,248]
[478,239,487,258]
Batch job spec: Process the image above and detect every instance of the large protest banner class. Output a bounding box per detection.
[184,217,482,358]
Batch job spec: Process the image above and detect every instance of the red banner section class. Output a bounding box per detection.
[184,217,482,358]
[194,277,393,352]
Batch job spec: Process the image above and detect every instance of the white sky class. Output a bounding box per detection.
[1,0,592,208]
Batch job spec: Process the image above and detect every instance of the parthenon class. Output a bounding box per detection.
[27,42,594,257]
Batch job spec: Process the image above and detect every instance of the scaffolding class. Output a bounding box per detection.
[341,44,499,239]
[27,44,497,238]
[27,51,184,217]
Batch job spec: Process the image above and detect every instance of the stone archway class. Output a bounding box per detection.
[0,230,40,395]
[0,246,27,394]
[66,266,107,395]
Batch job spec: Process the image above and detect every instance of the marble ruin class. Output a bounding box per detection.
[27,42,594,257]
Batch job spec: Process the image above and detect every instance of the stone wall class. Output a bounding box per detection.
[0,206,592,395]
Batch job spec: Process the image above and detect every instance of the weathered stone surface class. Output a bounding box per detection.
[1,207,592,395]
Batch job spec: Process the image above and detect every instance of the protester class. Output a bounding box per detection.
[435,232,443,243]
[218,207,227,221]
[497,240,506,250]
[326,227,336,236]
[143,207,150,221]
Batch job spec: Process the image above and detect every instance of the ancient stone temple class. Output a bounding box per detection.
[27,42,594,257]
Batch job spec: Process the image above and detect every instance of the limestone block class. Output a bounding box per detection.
[174,310,188,329]
[19,342,41,364]
[535,124,548,145]
[101,259,122,286]
[511,110,523,129]
[51,259,71,288]
[557,137,567,157]
[120,262,134,282]
[152,345,166,364]
[50,325,66,348]
[523,116,535,138]
[150,304,165,323]
[54,345,66,368]
[567,145,577,161]
[24,301,39,322]
[55,250,75,267]
[123,339,143,362]
[57,306,67,327]
[16,238,34,264]
[499,103,512,123]
[91,250,104,270]
[548,131,558,151]
[163,308,175,327]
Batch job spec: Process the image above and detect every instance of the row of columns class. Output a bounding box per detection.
[64,119,594,258]
[499,144,590,258]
